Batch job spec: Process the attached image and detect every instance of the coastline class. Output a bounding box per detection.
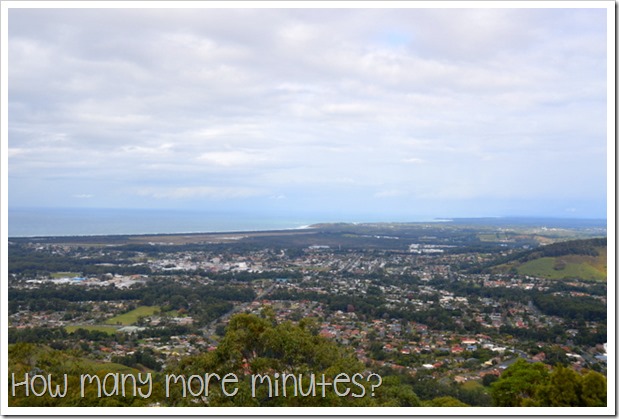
[8,207,607,240]
[7,207,321,238]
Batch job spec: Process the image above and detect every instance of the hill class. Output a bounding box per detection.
[487,238,607,281]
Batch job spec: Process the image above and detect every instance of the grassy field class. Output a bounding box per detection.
[65,325,119,335]
[517,256,606,281]
[104,306,160,326]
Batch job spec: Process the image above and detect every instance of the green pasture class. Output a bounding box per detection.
[104,305,160,326]
[517,257,606,281]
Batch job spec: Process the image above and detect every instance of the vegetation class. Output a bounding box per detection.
[104,306,160,326]
[9,314,605,408]
[64,325,119,335]
[166,312,421,407]
[9,314,424,407]
[490,359,606,407]
[516,255,606,281]
[8,343,151,407]
[483,239,607,281]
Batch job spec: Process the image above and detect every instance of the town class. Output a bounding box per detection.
[8,220,608,406]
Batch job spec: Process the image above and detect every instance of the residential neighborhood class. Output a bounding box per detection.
[8,224,608,396]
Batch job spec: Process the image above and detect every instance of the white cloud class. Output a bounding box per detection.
[402,157,424,164]
[120,143,174,155]
[137,186,265,200]
[374,189,407,198]
[197,151,269,167]
[8,148,28,158]
[7,6,607,218]
[321,102,374,116]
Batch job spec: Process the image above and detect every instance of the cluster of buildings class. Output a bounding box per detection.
[9,239,607,382]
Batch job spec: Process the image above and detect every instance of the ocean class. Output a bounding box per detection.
[8,208,320,237]
[8,208,606,238]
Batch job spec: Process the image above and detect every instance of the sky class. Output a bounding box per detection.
[7,4,609,221]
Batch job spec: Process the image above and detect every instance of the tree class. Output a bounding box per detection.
[491,359,607,407]
[168,313,420,407]
[423,396,469,407]
[482,373,499,387]
[490,359,548,406]
[536,364,581,406]
[370,375,420,407]
[580,370,607,407]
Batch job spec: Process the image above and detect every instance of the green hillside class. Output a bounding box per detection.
[8,343,150,407]
[516,254,606,281]
[490,239,606,281]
